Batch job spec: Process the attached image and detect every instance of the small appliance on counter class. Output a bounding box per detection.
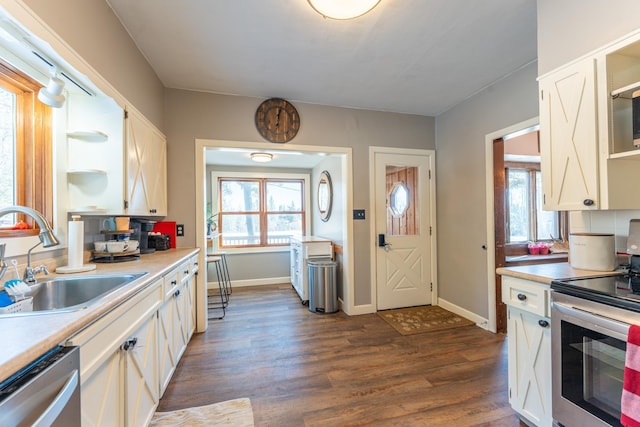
[148,233,170,251]
[569,232,616,271]
[131,219,157,254]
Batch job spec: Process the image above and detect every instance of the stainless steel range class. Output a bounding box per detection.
[551,269,640,427]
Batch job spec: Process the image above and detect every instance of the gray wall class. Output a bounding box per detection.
[164,89,435,306]
[22,0,165,129]
[435,61,539,319]
[537,0,640,75]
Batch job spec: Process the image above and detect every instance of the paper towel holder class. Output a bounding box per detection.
[56,215,96,274]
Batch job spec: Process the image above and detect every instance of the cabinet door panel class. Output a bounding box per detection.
[507,307,552,427]
[124,313,159,427]
[126,109,167,216]
[158,299,178,395]
[81,350,121,426]
[540,58,599,210]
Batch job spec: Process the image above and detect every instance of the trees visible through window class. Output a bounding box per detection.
[506,164,563,243]
[218,178,305,248]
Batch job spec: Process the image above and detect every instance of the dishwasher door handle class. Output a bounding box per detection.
[32,369,79,427]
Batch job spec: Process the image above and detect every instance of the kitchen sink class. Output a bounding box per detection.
[2,273,147,316]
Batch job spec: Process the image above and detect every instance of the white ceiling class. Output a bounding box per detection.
[105,0,537,117]
[205,147,335,168]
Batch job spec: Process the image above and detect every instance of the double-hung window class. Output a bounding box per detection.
[0,59,52,236]
[505,162,567,244]
[214,173,308,249]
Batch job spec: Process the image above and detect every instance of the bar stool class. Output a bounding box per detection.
[209,251,232,296]
[207,255,227,320]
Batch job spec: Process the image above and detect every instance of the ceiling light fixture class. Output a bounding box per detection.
[250,152,273,163]
[307,0,381,20]
[38,71,66,108]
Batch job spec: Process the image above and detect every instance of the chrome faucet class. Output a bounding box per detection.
[0,244,7,283]
[0,206,59,284]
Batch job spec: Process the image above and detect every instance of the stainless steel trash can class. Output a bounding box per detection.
[308,260,338,313]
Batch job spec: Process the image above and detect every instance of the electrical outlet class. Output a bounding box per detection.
[176,224,184,236]
[353,209,365,220]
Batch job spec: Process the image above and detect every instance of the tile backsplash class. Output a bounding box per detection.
[570,210,640,251]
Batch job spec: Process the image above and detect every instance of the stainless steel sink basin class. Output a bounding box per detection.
[3,273,147,316]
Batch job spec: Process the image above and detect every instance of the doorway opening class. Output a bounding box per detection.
[194,139,354,331]
[485,118,569,333]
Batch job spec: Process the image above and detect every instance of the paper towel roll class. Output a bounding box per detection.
[68,216,84,268]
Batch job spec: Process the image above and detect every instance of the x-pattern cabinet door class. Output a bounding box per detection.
[126,108,167,216]
[507,306,552,427]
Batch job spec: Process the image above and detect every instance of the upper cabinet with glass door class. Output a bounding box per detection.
[539,30,640,210]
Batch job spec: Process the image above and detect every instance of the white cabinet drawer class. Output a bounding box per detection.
[163,269,180,299]
[502,276,549,317]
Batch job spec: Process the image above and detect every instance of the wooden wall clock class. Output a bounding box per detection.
[255,98,300,143]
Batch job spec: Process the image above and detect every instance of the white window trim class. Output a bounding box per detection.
[210,170,311,254]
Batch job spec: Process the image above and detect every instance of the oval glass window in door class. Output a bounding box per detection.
[389,182,409,217]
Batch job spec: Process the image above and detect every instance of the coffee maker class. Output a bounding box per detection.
[131,219,157,254]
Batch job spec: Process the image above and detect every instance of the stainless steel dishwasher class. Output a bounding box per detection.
[0,346,80,426]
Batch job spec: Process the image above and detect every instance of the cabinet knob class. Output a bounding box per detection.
[583,199,594,206]
[121,337,138,351]
[517,293,527,301]
[174,289,181,297]
[171,280,177,285]
[538,319,549,328]
[149,208,157,214]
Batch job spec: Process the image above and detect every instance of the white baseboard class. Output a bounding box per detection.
[437,298,490,331]
[346,303,376,315]
[207,276,291,290]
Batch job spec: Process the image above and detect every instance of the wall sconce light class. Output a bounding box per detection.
[250,152,273,163]
[308,0,381,20]
[38,74,65,108]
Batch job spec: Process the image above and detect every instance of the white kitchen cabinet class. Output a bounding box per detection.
[289,236,333,303]
[158,260,196,396]
[539,31,640,210]
[502,276,552,427]
[539,57,599,211]
[67,279,162,427]
[125,107,167,216]
[57,92,125,215]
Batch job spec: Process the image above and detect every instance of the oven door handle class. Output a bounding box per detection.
[552,301,630,340]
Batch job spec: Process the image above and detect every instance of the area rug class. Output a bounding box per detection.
[377,305,475,336]
[150,398,254,427]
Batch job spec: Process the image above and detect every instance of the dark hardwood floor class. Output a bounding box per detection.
[158,284,523,426]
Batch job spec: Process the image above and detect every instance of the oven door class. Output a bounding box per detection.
[552,292,628,427]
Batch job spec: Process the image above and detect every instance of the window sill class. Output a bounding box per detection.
[505,253,568,266]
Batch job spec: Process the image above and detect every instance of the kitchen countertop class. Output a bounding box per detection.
[497,262,621,284]
[0,248,199,382]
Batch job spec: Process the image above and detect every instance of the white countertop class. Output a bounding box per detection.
[0,248,199,381]
[497,262,621,284]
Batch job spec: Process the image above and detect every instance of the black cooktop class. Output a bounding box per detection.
[552,273,640,312]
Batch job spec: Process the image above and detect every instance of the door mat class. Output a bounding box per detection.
[377,305,475,336]
[150,398,254,427]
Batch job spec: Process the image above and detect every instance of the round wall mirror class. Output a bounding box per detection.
[318,170,333,222]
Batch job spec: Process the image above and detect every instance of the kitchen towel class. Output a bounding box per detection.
[622,324,640,426]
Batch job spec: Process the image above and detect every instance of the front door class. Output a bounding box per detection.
[373,149,434,310]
